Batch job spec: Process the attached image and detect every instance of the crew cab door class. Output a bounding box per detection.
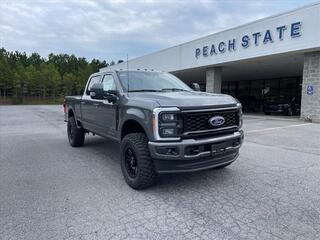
[94,74,118,138]
[80,74,101,132]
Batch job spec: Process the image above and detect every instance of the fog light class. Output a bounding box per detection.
[156,147,179,155]
[233,139,240,147]
[186,146,200,156]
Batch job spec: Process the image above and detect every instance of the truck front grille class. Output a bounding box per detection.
[182,108,239,135]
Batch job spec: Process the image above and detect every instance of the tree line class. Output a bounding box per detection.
[0,48,120,104]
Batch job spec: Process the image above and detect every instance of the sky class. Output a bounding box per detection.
[0,0,317,62]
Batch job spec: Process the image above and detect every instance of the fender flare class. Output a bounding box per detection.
[119,108,153,141]
[67,107,82,128]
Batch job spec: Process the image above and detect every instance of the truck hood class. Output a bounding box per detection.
[128,91,237,109]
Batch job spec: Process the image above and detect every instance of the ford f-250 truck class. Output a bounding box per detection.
[64,69,244,189]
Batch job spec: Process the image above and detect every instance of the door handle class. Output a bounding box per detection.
[81,101,85,105]
[93,103,99,107]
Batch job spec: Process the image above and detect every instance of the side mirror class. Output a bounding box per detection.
[191,83,201,91]
[104,90,118,104]
[90,83,104,100]
[106,90,118,96]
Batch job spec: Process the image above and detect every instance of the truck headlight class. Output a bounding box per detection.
[159,112,183,138]
[161,113,177,121]
[237,102,243,129]
[153,107,182,140]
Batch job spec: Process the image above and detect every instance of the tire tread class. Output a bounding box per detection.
[68,116,85,147]
[121,133,156,189]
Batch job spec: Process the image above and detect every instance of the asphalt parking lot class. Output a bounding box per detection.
[0,105,320,240]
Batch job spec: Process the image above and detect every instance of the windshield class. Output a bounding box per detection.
[117,71,191,92]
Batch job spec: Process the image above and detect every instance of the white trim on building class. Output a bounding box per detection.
[101,2,320,73]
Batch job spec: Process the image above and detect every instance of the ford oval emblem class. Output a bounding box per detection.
[209,116,225,127]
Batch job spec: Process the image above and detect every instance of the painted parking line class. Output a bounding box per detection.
[246,123,312,133]
[244,115,301,122]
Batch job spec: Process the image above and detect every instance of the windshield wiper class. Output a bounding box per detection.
[161,88,189,92]
[128,89,162,92]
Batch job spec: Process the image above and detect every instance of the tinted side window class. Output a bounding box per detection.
[102,75,116,91]
[86,75,101,95]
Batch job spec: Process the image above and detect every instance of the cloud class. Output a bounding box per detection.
[0,0,316,61]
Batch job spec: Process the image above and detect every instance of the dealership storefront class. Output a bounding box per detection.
[102,2,320,122]
[221,77,302,112]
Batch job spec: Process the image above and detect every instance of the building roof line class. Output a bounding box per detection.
[105,1,320,69]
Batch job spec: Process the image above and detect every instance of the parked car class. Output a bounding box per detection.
[64,69,244,189]
[263,96,300,116]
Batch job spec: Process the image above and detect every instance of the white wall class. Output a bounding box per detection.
[102,2,320,72]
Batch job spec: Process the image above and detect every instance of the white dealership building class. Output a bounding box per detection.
[102,2,320,122]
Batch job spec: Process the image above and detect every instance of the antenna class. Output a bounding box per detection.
[126,53,129,92]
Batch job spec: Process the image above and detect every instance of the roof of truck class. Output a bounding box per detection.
[99,69,162,73]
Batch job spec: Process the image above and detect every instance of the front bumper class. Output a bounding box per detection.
[148,130,244,173]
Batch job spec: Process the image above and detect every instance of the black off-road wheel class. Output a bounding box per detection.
[120,133,156,189]
[67,116,85,147]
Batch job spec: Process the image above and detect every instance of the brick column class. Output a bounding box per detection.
[206,67,222,93]
[301,52,320,123]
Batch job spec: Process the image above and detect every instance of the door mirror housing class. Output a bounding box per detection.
[104,90,118,103]
[90,83,118,103]
[191,83,201,91]
[90,83,104,99]
[106,89,118,96]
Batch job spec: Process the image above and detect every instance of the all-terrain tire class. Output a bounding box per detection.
[67,116,85,147]
[120,133,156,189]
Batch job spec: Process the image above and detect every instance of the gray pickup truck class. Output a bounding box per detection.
[64,69,244,189]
